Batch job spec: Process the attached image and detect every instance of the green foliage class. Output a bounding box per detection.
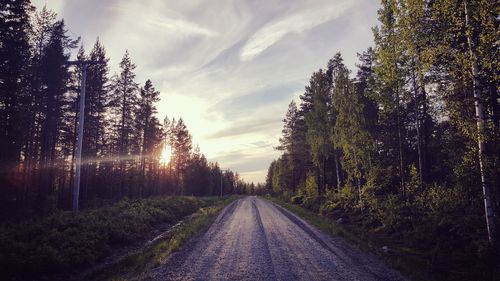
[290,194,304,205]
[0,196,207,280]
[88,196,239,281]
[294,173,323,212]
[267,0,499,280]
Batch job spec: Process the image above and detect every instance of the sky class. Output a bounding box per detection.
[32,0,380,183]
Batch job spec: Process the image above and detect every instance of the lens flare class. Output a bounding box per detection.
[160,145,172,166]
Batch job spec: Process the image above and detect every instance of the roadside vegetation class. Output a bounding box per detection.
[0,196,233,281]
[88,196,239,281]
[266,1,499,281]
[267,196,499,281]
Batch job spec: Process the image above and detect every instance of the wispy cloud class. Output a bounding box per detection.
[240,0,352,61]
[207,117,281,139]
[113,2,217,38]
[31,0,379,183]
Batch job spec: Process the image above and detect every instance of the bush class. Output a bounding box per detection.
[319,189,340,216]
[297,173,324,212]
[290,194,304,205]
[0,196,206,280]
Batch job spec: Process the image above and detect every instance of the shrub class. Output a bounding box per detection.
[0,196,206,280]
[290,194,304,205]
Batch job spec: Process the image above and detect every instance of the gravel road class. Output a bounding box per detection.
[151,196,407,281]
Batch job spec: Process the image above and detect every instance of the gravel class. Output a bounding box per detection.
[149,196,407,281]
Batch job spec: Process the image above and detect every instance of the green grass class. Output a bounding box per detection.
[0,196,236,281]
[86,196,240,281]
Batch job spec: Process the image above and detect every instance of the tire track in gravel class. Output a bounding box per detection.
[151,196,407,281]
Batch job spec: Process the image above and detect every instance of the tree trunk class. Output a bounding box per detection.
[465,0,496,244]
[411,59,424,188]
[334,151,341,190]
[395,80,405,198]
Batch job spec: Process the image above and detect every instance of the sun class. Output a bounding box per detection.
[160,144,172,166]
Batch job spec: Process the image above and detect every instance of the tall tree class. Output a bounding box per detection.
[83,39,110,159]
[399,0,434,186]
[462,0,496,244]
[171,118,192,195]
[372,0,408,197]
[136,79,160,196]
[109,51,139,196]
[331,52,374,204]
[184,146,210,196]
[37,20,77,206]
[277,100,309,190]
[0,0,33,206]
[304,70,332,194]
[428,0,498,243]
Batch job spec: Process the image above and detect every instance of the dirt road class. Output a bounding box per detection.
[152,196,406,281]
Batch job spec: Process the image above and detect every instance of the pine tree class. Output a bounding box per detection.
[184,146,210,196]
[277,100,309,190]
[171,118,192,195]
[37,20,78,206]
[135,79,160,196]
[84,39,110,159]
[0,0,33,205]
[109,51,139,196]
[136,80,160,165]
[304,69,332,194]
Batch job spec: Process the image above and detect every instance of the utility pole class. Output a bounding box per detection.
[66,59,104,212]
[220,169,223,198]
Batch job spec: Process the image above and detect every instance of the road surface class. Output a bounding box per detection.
[152,196,406,281]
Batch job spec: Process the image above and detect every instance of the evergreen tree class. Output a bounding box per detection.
[304,70,332,194]
[171,118,192,195]
[135,79,160,196]
[37,20,77,206]
[109,51,139,196]
[0,0,33,204]
[277,100,308,190]
[84,39,110,159]
[184,146,210,196]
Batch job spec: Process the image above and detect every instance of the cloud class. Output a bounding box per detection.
[240,0,352,61]
[207,117,281,139]
[113,3,217,38]
[209,81,302,120]
[239,169,269,184]
[30,0,380,183]
[209,146,278,174]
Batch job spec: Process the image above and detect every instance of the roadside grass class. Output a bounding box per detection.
[0,195,236,281]
[86,196,240,281]
[265,196,441,281]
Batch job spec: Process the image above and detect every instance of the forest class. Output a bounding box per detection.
[266,0,499,280]
[1,0,499,280]
[0,2,256,219]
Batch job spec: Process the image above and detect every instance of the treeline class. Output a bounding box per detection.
[0,2,250,217]
[267,0,498,280]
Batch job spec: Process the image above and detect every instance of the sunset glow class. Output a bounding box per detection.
[32,0,379,183]
[160,144,172,166]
